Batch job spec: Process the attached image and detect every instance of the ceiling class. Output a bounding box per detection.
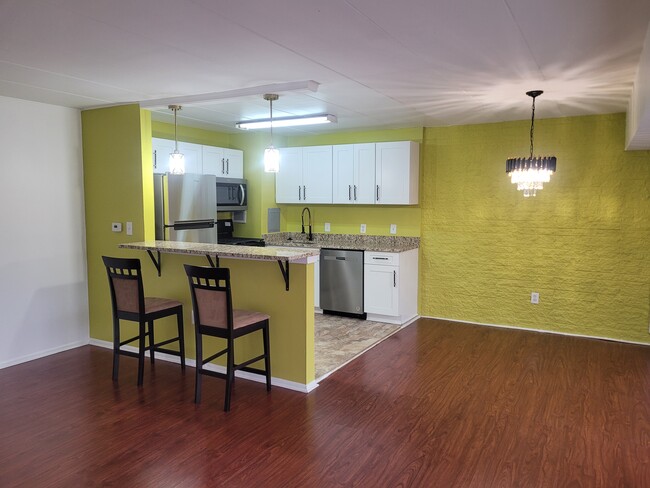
[2,0,650,138]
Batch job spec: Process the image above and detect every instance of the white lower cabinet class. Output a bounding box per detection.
[364,249,418,325]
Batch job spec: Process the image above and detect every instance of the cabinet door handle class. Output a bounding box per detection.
[374,257,389,260]
[348,185,351,201]
[354,185,357,201]
[298,186,301,200]
[221,158,225,174]
[153,150,157,169]
[376,185,380,202]
[393,270,396,287]
[303,185,306,200]
[226,158,229,174]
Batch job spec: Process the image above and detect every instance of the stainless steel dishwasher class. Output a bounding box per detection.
[320,248,366,318]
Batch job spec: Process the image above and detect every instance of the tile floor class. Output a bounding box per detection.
[314,313,401,379]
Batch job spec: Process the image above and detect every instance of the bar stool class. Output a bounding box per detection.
[184,264,271,412]
[102,256,186,386]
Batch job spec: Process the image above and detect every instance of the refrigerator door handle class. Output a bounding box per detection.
[168,219,215,231]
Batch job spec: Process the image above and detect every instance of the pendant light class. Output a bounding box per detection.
[506,90,556,197]
[263,94,280,173]
[168,104,185,174]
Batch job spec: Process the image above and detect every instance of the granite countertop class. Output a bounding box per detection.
[263,232,419,253]
[118,240,320,263]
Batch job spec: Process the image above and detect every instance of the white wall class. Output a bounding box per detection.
[0,96,89,368]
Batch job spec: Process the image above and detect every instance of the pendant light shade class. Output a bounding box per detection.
[168,104,185,175]
[263,94,280,173]
[506,91,556,197]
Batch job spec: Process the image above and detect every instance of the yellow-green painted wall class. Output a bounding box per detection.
[420,113,650,343]
[83,107,314,384]
[86,109,649,348]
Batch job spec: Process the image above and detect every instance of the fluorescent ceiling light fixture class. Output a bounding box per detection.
[236,114,337,130]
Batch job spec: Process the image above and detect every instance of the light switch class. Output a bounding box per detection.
[360,224,366,234]
[126,221,133,236]
[390,224,397,234]
[324,222,331,232]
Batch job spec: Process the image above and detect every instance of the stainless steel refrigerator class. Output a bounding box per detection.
[154,173,217,243]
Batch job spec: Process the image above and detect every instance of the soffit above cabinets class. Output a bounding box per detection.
[1,0,650,145]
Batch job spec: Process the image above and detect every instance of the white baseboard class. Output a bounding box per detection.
[0,338,90,370]
[89,338,318,393]
[419,315,650,347]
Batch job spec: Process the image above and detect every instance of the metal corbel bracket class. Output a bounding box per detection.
[147,250,162,277]
[277,260,290,291]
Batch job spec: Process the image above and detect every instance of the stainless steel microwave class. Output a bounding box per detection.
[216,177,247,211]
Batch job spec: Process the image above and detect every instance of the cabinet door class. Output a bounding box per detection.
[177,142,202,174]
[275,147,303,203]
[152,138,176,173]
[332,145,354,204]
[223,149,244,178]
[302,145,332,204]
[375,141,419,204]
[364,264,399,316]
[354,143,376,204]
[202,145,224,176]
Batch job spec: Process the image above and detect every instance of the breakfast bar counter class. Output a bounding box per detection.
[116,240,319,391]
[119,240,320,290]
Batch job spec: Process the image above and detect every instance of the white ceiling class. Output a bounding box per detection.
[1,0,650,138]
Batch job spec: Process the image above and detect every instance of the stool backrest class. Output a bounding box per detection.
[184,265,233,330]
[102,256,145,315]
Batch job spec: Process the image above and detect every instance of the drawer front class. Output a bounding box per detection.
[364,252,399,266]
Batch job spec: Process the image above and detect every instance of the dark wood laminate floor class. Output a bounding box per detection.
[1,318,649,487]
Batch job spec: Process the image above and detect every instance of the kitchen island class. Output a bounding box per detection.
[117,240,320,392]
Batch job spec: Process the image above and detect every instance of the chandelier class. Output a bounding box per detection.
[506,90,556,197]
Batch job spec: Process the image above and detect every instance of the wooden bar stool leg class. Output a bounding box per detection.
[177,310,186,370]
[148,320,155,365]
[112,317,120,381]
[137,321,146,386]
[224,337,235,412]
[263,324,272,391]
[194,333,203,404]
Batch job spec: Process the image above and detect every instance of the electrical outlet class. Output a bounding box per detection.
[390,224,397,234]
[324,222,331,232]
[126,221,133,236]
[531,292,539,304]
[360,224,367,234]
[111,222,122,232]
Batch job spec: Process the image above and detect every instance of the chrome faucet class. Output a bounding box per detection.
[301,207,313,241]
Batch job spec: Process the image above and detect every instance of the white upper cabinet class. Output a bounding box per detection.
[202,146,244,178]
[153,138,244,178]
[276,147,303,203]
[152,138,176,173]
[177,142,202,174]
[302,145,333,203]
[201,145,224,176]
[332,143,376,204]
[375,141,419,205]
[276,146,333,204]
[223,148,244,179]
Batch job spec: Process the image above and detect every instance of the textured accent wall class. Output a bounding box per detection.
[420,113,650,343]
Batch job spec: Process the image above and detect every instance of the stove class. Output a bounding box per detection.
[216,219,265,247]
